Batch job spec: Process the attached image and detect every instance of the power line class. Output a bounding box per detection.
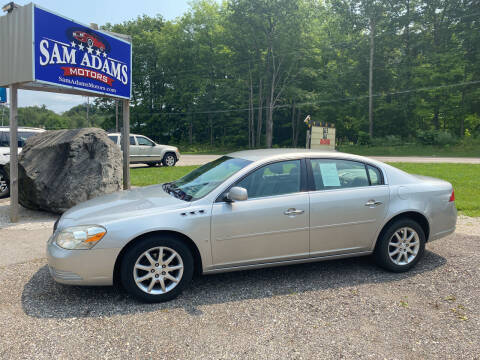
[129,79,480,116]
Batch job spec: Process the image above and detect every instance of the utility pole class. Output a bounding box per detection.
[368,17,375,139]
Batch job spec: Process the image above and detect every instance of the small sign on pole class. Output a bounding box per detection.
[311,122,336,151]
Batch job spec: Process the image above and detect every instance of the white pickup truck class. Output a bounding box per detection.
[0,126,45,198]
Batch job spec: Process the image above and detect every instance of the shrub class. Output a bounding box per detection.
[435,131,457,146]
[416,129,457,146]
[357,131,371,145]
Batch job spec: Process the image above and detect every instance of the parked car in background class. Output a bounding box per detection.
[47,149,457,302]
[0,126,45,198]
[108,133,180,167]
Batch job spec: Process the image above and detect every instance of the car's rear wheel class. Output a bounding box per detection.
[120,235,193,302]
[0,168,9,199]
[374,219,425,272]
[162,153,176,167]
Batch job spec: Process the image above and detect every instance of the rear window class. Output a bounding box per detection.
[108,135,119,144]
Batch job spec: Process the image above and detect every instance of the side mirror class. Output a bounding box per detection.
[226,186,248,202]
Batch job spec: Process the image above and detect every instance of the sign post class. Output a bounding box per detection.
[122,100,130,190]
[9,84,18,222]
[0,3,132,222]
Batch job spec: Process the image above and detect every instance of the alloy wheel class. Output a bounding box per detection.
[133,246,184,295]
[388,227,420,266]
[164,155,175,166]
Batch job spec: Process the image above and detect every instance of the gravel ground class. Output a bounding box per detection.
[0,210,479,359]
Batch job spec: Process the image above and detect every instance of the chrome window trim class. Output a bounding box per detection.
[307,157,388,191]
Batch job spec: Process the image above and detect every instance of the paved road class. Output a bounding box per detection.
[0,217,479,359]
[174,154,480,167]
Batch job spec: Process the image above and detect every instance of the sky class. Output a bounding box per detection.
[7,0,192,113]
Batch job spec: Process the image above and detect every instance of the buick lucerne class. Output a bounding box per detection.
[47,149,457,302]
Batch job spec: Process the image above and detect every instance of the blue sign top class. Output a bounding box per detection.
[0,88,6,103]
[33,6,131,99]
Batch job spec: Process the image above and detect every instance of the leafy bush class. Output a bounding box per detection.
[416,130,457,146]
[416,129,437,145]
[357,131,371,145]
[435,131,457,146]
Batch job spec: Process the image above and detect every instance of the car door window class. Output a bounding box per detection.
[235,160,301,199]
[310,159,369,190]
[137,137,154,146]
[367,165,384,185]
[130,136,136,145]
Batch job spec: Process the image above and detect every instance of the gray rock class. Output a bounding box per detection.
[17,128,123,214]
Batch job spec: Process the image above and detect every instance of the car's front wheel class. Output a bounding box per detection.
[162,153,176,167]
[374,219,425,272]
[120,235,193,302]
[0,168,9,199]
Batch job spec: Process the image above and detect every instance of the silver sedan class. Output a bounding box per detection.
[47,149,457,302]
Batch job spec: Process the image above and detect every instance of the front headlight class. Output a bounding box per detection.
[55,225,107,250]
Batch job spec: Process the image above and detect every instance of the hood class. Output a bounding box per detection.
[157,144,178,152]
[60,184,190,226]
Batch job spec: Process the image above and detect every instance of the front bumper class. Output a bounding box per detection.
[47,237,120,286]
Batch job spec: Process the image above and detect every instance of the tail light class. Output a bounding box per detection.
[449,190,455,202]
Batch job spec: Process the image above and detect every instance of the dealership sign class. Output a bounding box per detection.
[34,8,132,99]
[32,7,131,99]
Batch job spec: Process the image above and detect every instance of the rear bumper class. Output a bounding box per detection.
[47,238,120,286]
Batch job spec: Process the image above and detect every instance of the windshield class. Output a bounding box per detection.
[163,156,252,201]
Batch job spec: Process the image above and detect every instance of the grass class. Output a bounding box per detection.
[130,166,198,187]
[338,144,480,157]
[130,163,480,217]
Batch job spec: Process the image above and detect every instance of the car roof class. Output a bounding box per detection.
[108,133,145,137]
[0,126,45,132]
[227,148,378,164]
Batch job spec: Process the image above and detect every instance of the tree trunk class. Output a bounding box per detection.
[189,113,193,145]
[433,105,440,130]
[368,17,375,139]
[209,114,213,146]
[294,108,302,147]
[256,78,263,147]
[249,70,255,148]
[291,102,296,147]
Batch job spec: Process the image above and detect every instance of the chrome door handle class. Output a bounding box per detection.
[284,208,305,216]
[365,200,383,207]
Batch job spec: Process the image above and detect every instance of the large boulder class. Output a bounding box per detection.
[17,128,123,214]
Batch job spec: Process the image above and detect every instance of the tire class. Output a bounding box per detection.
[162,153,176,167]
[120,235,194,303]
[374,218,426,272]
[0,168,9,199]
[146,162,158,167]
